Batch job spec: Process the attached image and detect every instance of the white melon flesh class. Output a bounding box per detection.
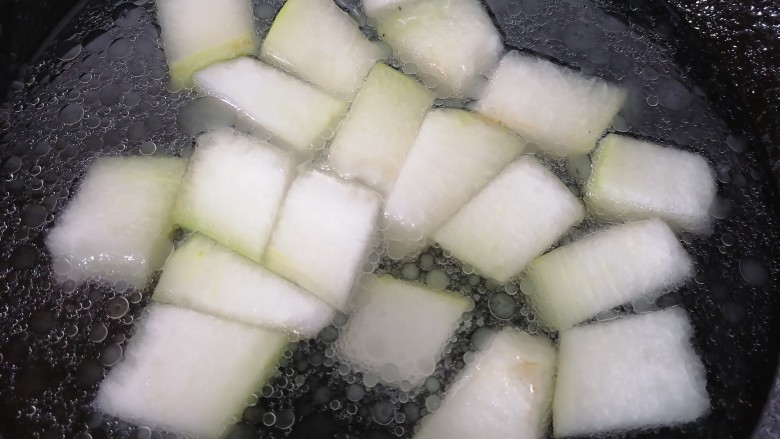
[375,0,503,98]
[362,0,409,18]
[586,134,717,234]
[434,156,584,283]
[173,128,294,262]
[521,219,693,330]
[153,234,334,337]
[194,57,349,154]
[265,171,381,311]
[475,51,627,156]
[336,274,470,387]
[414,329,556,439]
[553,308,710,437]
[383,108,525,259]
[155,0,257,87]
[328,63,435,194]
[95,303,287,438]
[46,157,186,289]
[260,0,388,99]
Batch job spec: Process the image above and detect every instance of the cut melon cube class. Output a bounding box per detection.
[46,156,186,289]
[383,108,525,259]
[586,134,717,234]
[328,63,435,194]
[475,51,626,156]
[265,171,381,311]
[194,57,349,154]
[172,128,294,262]
[362,0,409,18]
[414,329,556,439]
[434,156,584,283]
[95,303,287,438]
[375,0,503,98]
[553,308,710,437]
[153,234,334,337]
[260,0,388,99]
[336,274,470,387]
[155,0,257,88]
[521,219,693,330]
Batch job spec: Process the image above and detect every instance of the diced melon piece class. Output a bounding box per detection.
[434,156,584,283]
[475,51,626,156]
[521,219,693,330]
[260,0,388,99]
[586,134,717,234]
[194,57,349,154]
[336,274,469,387]
[46,157,186,289]
[414,329,556,439]
[172,128,294,262]
[95,303,287,438]
[553,308,710,437]
[155,0,257,87]
[328,63,435,194]
[375,0,503,98]
[362,0,409,18]
[265,171,381,311]
[153,234,334,336]
[383,108,525,259]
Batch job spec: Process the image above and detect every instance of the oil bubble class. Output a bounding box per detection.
[59,104,84,125]
[425,269,449,290]
[489,292,516,319]
[106,297,129,319]
[739,256,769,287]
[424,395,441,412]
[372,401,395,425]
[21,205,47,227]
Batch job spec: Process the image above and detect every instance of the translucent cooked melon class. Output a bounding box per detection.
[327,63,435,194]
[475,51,626,156]
[521,219,693,330]
[46,156,186,289]
[434,156,584,283]
[362,0,409,18]
[383,108,525,259]
[260,0,389,99]
[586,134,717,234]
[153,234,334,337]
[155,0,257,88]
[553,308,710,437]
[265,171,381,311]
[194,57,349,154]
[172,128,294,262]
[95,304,287,438]
[414,329,556,439]
[336,274,470,387]
[374,0,503,98]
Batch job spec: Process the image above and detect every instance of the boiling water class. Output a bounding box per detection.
[0,0,778,438]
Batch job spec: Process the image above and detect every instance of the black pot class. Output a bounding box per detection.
[0,0,778,438]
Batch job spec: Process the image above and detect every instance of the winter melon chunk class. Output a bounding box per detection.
[328,63,435,194]
[475,51,626,156]
[95,303,287,438]
[382,108,525,259]
[194,57,349,154]
[153,234,334,337]
[336,274,470,388]
[414,329,556,439]
[260,0,389,99]
[172,127,294,262]
[375,0,503,98]
[553,308,710,437]
[46,156,186,289]
[434,156,584,283]
[521,219,693,330]
[155,0,257,88]
[265,171,381,311]
[586,134,716,234]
